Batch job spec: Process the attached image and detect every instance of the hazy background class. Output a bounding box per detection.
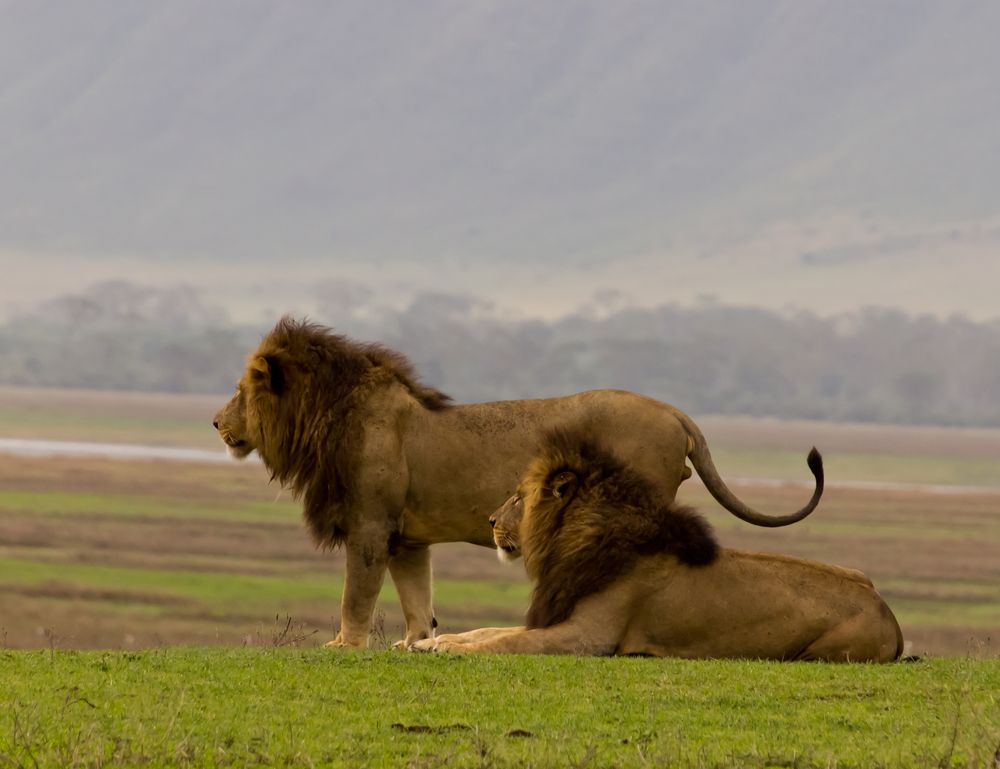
[1,2,999,657]
[2,0,999,425]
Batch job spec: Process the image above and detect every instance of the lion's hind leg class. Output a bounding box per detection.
[795,601,903,663]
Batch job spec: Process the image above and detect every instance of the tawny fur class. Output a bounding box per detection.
[243,316,450,547]
[521,428,718,629]
[410,431,900,660]
[215,316,826,649]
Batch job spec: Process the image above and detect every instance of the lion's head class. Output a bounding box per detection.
[489,494,524,562]
[214,316,451,547]
[213,383,254,459]
[494,427,719,629]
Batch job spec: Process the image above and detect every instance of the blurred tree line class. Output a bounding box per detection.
[2,280,998,427]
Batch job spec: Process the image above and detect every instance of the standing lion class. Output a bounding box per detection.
[214,317,824,648]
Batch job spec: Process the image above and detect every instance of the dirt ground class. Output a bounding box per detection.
[0,451,996,656]
[695,415,1000,459]
[0,386,997,656]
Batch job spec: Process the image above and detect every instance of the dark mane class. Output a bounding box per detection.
[265,316,452,411]
[522,427,719,630]
[246,316,450,548]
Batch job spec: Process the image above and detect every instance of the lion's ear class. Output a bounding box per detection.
[249,354,285,395]
[550,471,578,501]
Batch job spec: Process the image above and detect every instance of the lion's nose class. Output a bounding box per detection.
[488,517,496,528]
[212,420,219,429]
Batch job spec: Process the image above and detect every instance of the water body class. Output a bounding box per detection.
[0,438,994,495]
[0,437,242,464]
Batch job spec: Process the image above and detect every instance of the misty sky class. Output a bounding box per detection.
[2,1,999,322]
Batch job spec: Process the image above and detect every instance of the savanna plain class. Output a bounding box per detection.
[1,386,998,767]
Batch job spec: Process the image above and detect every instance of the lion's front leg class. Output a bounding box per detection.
[387,543,436,648]
[413,602,624,656]
[327,443,409,650]
[435,623,617,655]
[327,526,392,649]
[410,626,525,652]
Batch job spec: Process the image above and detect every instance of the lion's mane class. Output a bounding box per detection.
[245,316,451,547]
[521,428,719,629]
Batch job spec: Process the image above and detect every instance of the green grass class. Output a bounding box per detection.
[0,490,301,524]
[884,600,1000,630]
[1,548,988,637]
[879,578,1000,600]
[0,407,216,448]
[0,557,530,619]
[0,650,997,768]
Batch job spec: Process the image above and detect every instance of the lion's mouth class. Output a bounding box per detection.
[219,433,253,459]
[219,432,246,449]
[495,543,522,563]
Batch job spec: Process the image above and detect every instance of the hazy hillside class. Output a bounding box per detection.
[2,1,1000,319]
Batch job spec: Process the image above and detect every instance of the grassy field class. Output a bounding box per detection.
[1,387,1000,768]
[0,386,998,657]
[1,650,999,768]
[0,386,222,449]
[0,456,998,655]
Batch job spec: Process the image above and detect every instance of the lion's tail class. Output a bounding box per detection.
[674,410,824,528]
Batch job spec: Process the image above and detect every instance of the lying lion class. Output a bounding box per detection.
[412,429,903,662]
[215,317,824,649]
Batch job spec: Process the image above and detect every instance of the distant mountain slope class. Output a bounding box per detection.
[2,1,998,317]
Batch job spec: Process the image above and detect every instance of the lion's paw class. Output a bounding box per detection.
[394,629,435,650]
[408,637,440,653]
[409,638,468,654]
[324,634,366,650]
[432,639,468,654]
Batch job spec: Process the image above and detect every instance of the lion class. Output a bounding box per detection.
[411,429,903,662]
[214,317,825,649]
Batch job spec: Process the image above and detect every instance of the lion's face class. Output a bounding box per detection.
[213,384,256,459]
[492,466,579,567]
[490,493,524,562]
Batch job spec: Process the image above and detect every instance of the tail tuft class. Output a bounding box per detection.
[807,447,824,486]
